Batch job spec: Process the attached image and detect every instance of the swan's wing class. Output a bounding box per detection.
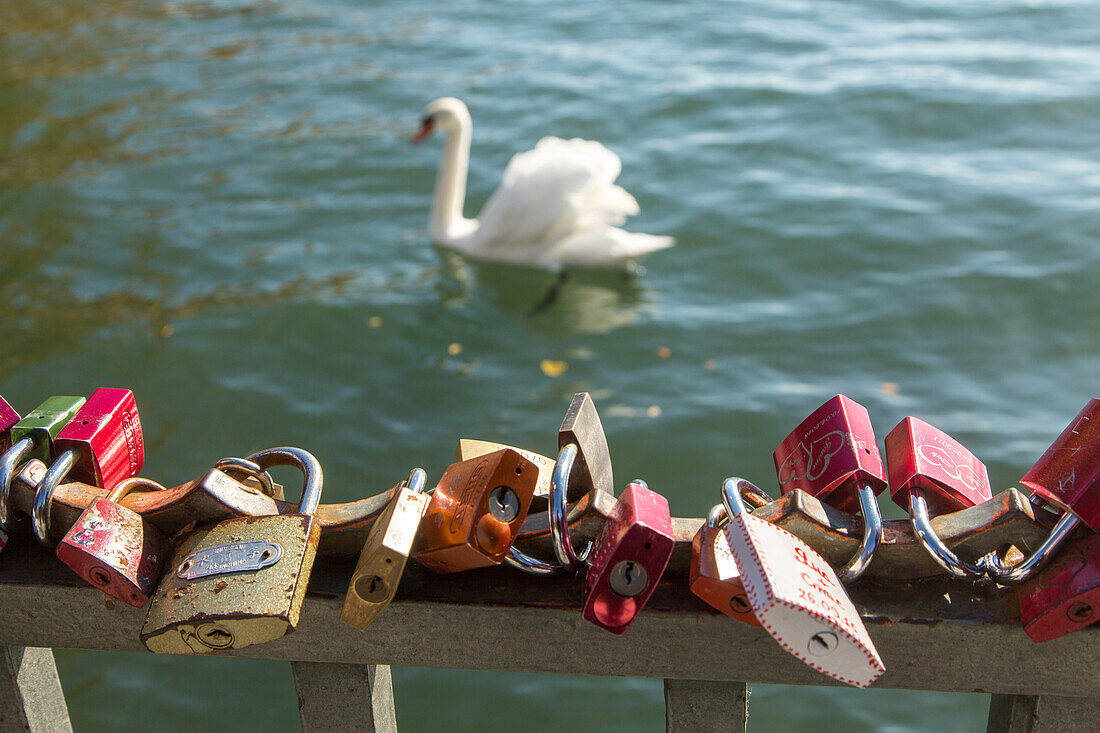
[473,137,641,252]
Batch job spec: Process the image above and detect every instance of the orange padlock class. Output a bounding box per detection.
[689,504,762,628]
[414,448,537,573]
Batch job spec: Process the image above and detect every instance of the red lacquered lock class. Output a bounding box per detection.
[885,417,992,578]
[55,476,168,607]
[0,397,21,552]
[689,504,761,628]
[582,481,675,635]
[1018,532,1100,642]
[414,448,537,573]
[774,395,886,582]
[31,388,145,547]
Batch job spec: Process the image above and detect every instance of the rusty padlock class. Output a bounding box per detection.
[720,477,885,688]
[141,447,323,654]
[885,416,992,578]
[0,397,22,553]
[55,476,169,607]
[579,480,675,634]
[32,389,144,547]
[414,448,537,573]
[989,398,1100,585]
[1018,531,1100,642]
[341,468,432,630]
[774,395,886,582]
[689,503,761,628]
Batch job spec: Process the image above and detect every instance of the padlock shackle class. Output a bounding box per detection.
[32,448,78,547]
[105,476,168,504]
[504,546,564,576]
[984,510,1081,585]
[549,443,593,571]
[721,477,756,518]
[244,446,323,515]
[835,480,883,584]
[706,503,727,529]
[403,468,427,495]
[0,437,34,528]
[908,491,989,579]
[214,457,278,499]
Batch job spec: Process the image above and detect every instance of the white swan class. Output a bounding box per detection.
[413,98,674,272]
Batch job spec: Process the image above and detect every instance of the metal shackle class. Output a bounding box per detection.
[707,503,727,530]
[721,477,757,519]
[836,480,884,584]
[907,492,990,579]
[214,456,279,498]
[243,446,323,515]
[105,476,168,505]
[0,437,34,528]
[32,449,79,546]
[983,509,1082,585]
[403,467,428,495]
[549,443,592,571]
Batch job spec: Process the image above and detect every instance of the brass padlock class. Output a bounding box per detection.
[140,447,323,654]
[341,468,431,630]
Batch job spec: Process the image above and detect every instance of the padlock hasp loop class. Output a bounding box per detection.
[243,446,323,515]
[550,443,594,570]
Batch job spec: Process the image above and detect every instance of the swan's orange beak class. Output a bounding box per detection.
[411,118,434,144]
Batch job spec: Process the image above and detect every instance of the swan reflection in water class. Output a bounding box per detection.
[433,248,646,335]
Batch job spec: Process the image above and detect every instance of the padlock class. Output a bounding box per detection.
[141,446,323,654]
[0,397,22,552]
[885,416,992,578]
[414,448,537,573]
[55,476,169,608]
[689,504,761,628]
[31,388,144,546]
[720,477,885,688]
[774,395,886,582]
[581,480,675,635]
[1017,531,1100,642]
[988,399,1100,584]
[341,468,431,630]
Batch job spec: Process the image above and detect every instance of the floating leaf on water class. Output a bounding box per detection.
[159,324,175,338]
[448,342,463,356]
[703,359,716,370]
[368,316,383,329]
[656,346,671,359]
[881,382,900,395]
[540,359,567,378]
[646,405,662,418]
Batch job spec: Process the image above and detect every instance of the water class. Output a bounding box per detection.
[3,0,1098,729]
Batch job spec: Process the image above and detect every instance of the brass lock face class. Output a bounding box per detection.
[341,471,431,631]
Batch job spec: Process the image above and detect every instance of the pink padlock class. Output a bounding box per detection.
[580,481,675,635]
[885,417,992,578]
[774,395,886,582]
[0,396,21,553]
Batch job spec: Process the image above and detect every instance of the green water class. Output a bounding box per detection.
[4,0,1099,729]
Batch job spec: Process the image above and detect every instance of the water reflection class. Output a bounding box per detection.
[433,247,645,334]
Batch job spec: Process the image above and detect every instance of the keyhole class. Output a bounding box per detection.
[487,486,520,523]
[729,594,752,615]
[89,568,111,587]
[1067,601,1094,623]
[197,624,234,649]
[808,631,839,656]
[354,574,388,602]
[608,559,648,598]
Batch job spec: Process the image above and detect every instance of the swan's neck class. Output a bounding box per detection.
[430,120,474,244]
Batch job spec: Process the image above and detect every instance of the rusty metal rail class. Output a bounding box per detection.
[0,530,1097,732]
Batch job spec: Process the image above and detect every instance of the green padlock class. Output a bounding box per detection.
[7,396,86,464]
[141,446,323,654]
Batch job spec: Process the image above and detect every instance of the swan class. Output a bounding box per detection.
[412,97,674,272]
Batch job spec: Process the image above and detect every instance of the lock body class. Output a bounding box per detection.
[722,508,884,687]
[774,395,887,514]
[341,484,431,630]
[141,513,320,653]
[583,482,674,635]
[55,497,167,607]
[885,417,991,515]
[54,388,143,489]
[9,396,86,463]
[1020,398,1100,530]
[689,523,761,628]
[0,397,19,454]
[415,449,536,573]
[1019,531,1100,642]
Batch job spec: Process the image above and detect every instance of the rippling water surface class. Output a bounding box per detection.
[3,0,1099,729]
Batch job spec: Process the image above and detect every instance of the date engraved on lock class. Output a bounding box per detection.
[176,540,284,580]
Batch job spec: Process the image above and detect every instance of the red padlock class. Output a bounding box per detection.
[990,399,1100,585]
[31,388,145,547]
[581,481,675,635]
[1017,531,1100,642]
[885,417,992,578]
[0,397,21,552]
[55,476,168,607]
[774,395,886,581]
[689,504,761,628]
